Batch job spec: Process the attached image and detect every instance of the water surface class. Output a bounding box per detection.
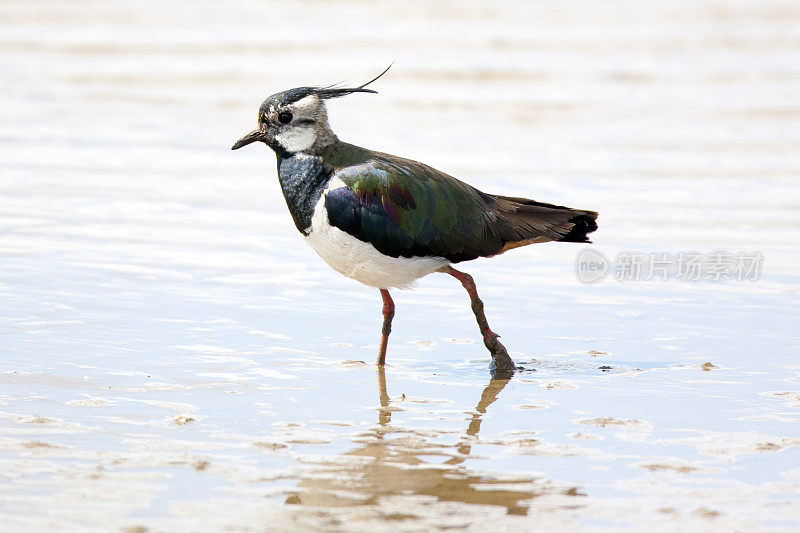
[1,0,800,530]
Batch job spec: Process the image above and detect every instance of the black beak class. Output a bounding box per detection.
[231,128,265,150]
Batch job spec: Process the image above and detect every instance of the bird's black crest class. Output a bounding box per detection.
[314,63,392,100]
[260,65,392,113]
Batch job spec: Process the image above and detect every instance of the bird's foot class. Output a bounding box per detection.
[483,332,518,375]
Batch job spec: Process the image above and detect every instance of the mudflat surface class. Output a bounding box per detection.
[1,1,799,531]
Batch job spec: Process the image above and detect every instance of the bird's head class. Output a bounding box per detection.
[231,66,391,156]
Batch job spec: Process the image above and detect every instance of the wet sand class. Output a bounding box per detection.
[1,0,800,531]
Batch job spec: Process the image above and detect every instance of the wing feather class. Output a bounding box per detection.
[322,150,597,263]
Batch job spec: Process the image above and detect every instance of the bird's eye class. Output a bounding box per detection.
[278,112,293,124]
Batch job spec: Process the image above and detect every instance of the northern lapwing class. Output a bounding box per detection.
[232,67,598,373]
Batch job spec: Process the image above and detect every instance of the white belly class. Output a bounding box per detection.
[304,191,450,289]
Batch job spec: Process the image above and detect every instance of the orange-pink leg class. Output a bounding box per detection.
[377,288,395,365]
[443,266,517,373]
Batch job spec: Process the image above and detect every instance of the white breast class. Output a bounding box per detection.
[304,182,450,289]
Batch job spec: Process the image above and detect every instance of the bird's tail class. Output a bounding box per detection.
[489,195,598,253]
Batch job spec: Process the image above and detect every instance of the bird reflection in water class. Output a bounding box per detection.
[284,367,580,517]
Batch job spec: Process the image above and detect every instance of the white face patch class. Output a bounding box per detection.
[275,126,317,153]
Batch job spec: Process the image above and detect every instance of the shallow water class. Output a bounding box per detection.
[2,0,800,531]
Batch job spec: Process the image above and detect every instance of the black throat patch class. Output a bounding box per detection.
[276,153,332,234]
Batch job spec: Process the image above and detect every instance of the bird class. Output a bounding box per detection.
[231,67,597,374]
